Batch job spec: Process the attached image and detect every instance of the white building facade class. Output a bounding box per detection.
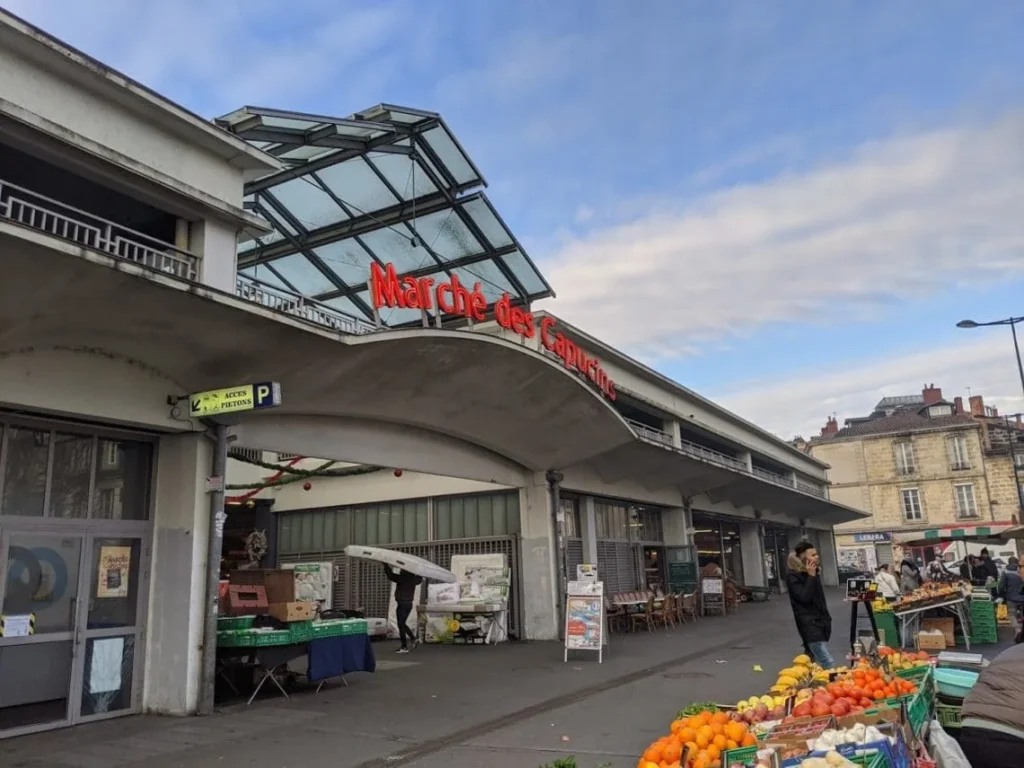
[0,9,863,739]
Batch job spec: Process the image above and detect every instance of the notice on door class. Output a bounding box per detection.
[89,636,125,694]
[97,546,131,599]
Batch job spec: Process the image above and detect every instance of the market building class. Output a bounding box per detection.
[800,385,1023,569]
[0,8,864,740]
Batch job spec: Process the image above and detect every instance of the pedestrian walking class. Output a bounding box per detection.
[874,563,900,600]
[384,564,421,653]
[786,541,834,668]
[899,558,922,593]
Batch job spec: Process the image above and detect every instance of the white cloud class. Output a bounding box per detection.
[716,335,1024,441]
[538,114,1024,357]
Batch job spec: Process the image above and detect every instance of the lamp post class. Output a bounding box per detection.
[957,316,1024,400]
[1005,413,1024,518]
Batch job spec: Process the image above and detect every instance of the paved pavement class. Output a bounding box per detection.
[0,592,1012,768]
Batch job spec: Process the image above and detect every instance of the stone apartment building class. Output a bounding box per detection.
[797,385,1023,567]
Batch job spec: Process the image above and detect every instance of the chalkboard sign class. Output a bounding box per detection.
[702,577,726,615]
[668,561,698,593]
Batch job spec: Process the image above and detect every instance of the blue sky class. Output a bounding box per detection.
[9,0,1024,438]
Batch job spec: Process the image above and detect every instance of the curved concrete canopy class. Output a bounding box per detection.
[0,227,637,471]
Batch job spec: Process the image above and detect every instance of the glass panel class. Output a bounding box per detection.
[240,265,294,293]
[2,428,49,517]
[314,239,377,286]
[422,126,478,185]
[500,250,549,296]
[324,296,370,321]
[0,642,73,729]
[264,177,349,230]
[262,116,323,130]
[415,502,428,541]
[3,533,82,633]
[462,198,514,248]
[450,498,465,539]
[353,508,367,544]
[278,145,340,163]
[92,440,152,521]
[722,523,744,584]
[299,513,313,552]
[86,538,141,629]
[452,263,516,302]
[356,290,430,326]
[48,434,93,519]
[435,499,451,541]
[407,210,482,260]
[377,505,390,544]
[315,158,399,216]
[357,225,438,272]
[506,491,521,535]
[278,515,295,554]
[323,510,336,551]
[267,254,336,296]
[309,513,324,553]
[366,152,438,200]
[260,206,301,237]
[80,635,135,717]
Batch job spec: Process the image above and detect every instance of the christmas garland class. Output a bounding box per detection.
[225,460,385,490]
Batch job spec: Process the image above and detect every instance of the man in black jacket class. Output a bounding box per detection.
[786,541,834,668]
[385,564,421,653]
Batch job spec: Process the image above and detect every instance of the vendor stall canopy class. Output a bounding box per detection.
[218,104,552,328]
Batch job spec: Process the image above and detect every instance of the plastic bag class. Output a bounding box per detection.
[928,721,971,768]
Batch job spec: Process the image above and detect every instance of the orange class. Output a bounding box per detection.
[695,731,710,749]
[712,734,726,750]
[679,727,696,744]
[692,758,707,768]
[694,712,711,727]
[705,744,721,760]
[671,719,684,734]
[725,739,739,750]
[710,722,724,737]
[710,711,729,725]
[643,744,664,764]
[741,733,757,747]
[663,741,682,763]
[725,722,744,743]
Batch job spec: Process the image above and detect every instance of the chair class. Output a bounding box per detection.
[724,581,741,614]
[679,592,699,623]
[651,593,669,629]
[630,595,655,633]
[604,596,627,633]
[662,593,679,628]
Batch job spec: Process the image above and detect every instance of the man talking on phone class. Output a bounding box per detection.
[786,541,834,668]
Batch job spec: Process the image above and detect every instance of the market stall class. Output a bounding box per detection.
[417,553,511,645]
[639,646,938,767]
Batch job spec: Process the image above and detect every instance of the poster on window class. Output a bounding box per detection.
[96,546,131,599]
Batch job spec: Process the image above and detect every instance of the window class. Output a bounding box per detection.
[928,404,953,418]
[901,488,923,521]
[559,496,582,539]
[595,501,629,540]
[277,453,298,461]
[947,435,970,470]
[954,484,978,518]
[228,447,261,463]
[894,442,916,476]
[1015,452,1024,469]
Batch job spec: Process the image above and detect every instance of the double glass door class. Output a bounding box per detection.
[0,527,146,735]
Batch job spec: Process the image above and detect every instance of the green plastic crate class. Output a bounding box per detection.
[288,620,313,642]
[936,702,962,730]
[217,615,255,630]
[310,619,368,639]
[722,746,757,766]
[217,629,291,648]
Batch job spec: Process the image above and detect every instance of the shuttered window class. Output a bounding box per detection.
[434,491,520,539]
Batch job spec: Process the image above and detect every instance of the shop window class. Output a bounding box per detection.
[595,500,629,540]
[92,440,152,520]
[560,496,582,539]
[1,427,50,517]
[434,491,520,540]
[49,433,94,519]
[630,506,663,542]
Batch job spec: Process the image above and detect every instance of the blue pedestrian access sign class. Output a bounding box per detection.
[188,382,281,418]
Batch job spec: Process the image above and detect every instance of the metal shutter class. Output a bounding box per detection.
[566,539,584,581]
[875,543,894,568]
[596,540,639,594]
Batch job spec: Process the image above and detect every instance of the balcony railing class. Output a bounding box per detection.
[624,418,827,498]
[235,275,377,335]
[0,177,199,280]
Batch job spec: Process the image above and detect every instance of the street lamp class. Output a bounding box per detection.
[956,316,1024,400]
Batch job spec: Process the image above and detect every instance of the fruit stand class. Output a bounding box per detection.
[639,649,935,768]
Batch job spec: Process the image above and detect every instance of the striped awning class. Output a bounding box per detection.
[893,522,1016,547]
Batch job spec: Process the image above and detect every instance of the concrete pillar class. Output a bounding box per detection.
[143,432,211,715]
[738,452,753,472]
[788,471,798,488]
[519,475,559,641]
[816,530,840,587]
[191,219,240,294]
[739,523,765,587]
[580,496,598,566]
[175,219,190,251]
[667,420,682,449]
[662,506,689,546]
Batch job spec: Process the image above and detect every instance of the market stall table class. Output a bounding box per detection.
[418,604,508,644]
[893,596,973,651]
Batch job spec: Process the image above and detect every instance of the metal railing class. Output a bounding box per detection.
[624,418,828,498]
[0,177,199,280]
[235,275,377,335]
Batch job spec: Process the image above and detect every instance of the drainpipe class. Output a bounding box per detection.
[199,423,228,715]
[546,469,566,639]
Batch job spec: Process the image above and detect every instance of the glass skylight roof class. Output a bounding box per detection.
[219,104,553,328]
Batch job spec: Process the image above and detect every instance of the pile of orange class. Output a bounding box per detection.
[638,710,757,768]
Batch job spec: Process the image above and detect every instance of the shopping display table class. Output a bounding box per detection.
[892,597,972,651]
[418,603,508,644]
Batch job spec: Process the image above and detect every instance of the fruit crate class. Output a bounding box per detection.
[217,615,255,631]
[907,686,932,736]
[217,629,291,648]
[288,620,313,643]
[935,702,962,731]
[722,745,757,766]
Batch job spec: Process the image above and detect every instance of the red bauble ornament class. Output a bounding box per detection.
[302,481,312,491]
[393,469,403,477]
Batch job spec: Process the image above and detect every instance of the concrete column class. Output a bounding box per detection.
[580,496,598,565]
[519,474,559,641]
[788,471,798,488]
[667,420,682,449]
[816,530,840,587]
[738,452,753,472]
[174,219,190,250]
[739,523,765,587]
[191,219,239,294]
[662,506,689,546]
[143,432,211,715]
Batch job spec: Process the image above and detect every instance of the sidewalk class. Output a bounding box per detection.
[0,592,875,768]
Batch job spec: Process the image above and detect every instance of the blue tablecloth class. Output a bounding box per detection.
[307,634,376,681]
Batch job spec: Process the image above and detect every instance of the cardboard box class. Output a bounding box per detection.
[917,628,947,651]
[230,569,296,603]
[922,617,955,647]
[226,584,268,616]
[269,601,314,623]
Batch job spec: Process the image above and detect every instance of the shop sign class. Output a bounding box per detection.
[853,532,892,544]
[188,382,281,418]
[564,582,604,662]
[369,262,617,400]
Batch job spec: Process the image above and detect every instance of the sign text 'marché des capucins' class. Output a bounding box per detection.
[369,262,617,400]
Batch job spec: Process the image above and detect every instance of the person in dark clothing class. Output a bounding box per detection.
[384,564,421,653]
[959,642,1024,768]
[978,548,1000,584]
[997,557,1024,643]
[786,541,834,668]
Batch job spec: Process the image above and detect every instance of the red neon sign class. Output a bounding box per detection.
[369,262,617,400]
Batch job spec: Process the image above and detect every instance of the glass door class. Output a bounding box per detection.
[0,529,86,734]
[77,534,146,722]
